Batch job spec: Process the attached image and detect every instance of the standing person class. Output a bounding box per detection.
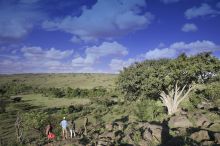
[45,122,55,140]
[68,120,76,138]
[60,117,68,140]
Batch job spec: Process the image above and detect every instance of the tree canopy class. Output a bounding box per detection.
[117,52,220,102]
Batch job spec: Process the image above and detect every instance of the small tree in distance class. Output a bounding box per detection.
[117,52,220,115]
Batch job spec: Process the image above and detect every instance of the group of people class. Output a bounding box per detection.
[45,117,76,141]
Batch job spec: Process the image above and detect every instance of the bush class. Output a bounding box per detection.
[134,99,165,122]
[203,82,220,101]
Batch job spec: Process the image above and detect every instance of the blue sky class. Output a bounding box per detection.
[0,0,220,74]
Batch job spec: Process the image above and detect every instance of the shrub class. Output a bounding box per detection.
[134,99,165,122]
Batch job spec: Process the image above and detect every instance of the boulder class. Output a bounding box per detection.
[142,129,153,141]
[113,122,124,131]
[97,140,111,146]
[214,133,220,144]
[168,115,193,128]
[209,123,220,132]
[194,114,211,127]
[99,132,115,140]
[197,101,214,110]
[105,123,113,131]
[138,140,149,146]
[137,122,150,129]
[201,140,214,146]
[190,130,210,142]
[122,134,134,145]
[148,124,163,142]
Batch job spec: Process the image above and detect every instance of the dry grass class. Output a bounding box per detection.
[0,73,117,89]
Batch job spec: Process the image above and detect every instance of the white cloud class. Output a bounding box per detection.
[161,0,180,4]
[21,46,73,60]
[109,58,136,72]
[185,3,220,19]
[0,1,44,42]
[170,40,219,55]
[145,40,219,59]
[0,46,74,74]
[181,23,198,32]
[109,40,220,72]
[42,0,153,42]
[72,41,128,67]
[144,48,177,59]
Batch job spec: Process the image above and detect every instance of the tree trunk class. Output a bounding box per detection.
[160,82,194,115]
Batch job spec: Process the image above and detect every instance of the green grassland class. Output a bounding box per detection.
[21,94,91,108]
[0,73,117,89]
[1,72,220,146]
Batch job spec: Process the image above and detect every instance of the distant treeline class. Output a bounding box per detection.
[0,82,109,98]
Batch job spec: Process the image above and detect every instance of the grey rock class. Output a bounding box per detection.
[190,130,210,142]
[143,129,153,141]
[214,133,220,144]
[194,114,211,127]
[168,115,193,128]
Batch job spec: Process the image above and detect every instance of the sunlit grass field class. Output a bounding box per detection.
[0,73,117,89]
[22,94,91,108]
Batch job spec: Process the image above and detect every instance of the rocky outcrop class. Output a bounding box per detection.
[194,114,211,127]
[197,102,214,110]
[190,130,210,142]
[214,133,220,144]
[168,115,193,128]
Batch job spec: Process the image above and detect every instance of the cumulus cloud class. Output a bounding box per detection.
[109,58,136,72]
[145,40,219,59]
[72,41,128,67]
[109,40,220,72]
[144,48,176,59]
[0,0,44,42]
[42,0,153,42]
[160,0,180,4]
[185,3,220,19]
[0,46,74,73]
[181,23,198,32]
[21,46,73,60]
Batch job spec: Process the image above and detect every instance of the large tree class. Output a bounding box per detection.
[117,53,220,115]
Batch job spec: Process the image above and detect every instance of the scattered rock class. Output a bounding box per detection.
[197,102,214,110]
[97,139,112,146]
[201,140,214,146]
[194,114,211,127]
[138,140,149,146]
[138,122,150,129]
[105,123,113,131]
[190,130,210,142]
[99,131,115,140]
[209,123,220,132]
[113,122,124,131]
[168,115,193,128]
[148,124,163,142]
[214,133,220,144]
[142,129,153,141]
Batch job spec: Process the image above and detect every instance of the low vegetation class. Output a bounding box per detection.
[0,53,220,146]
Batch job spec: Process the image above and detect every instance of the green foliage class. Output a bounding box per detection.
[203,81,220,101]
[180,99,196,112]
[134,99,165,122]
[38,87,65,98]
[38,86,108,98]
[117,53,220,101]
[0,82,33,97]
[22,111,49,135]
